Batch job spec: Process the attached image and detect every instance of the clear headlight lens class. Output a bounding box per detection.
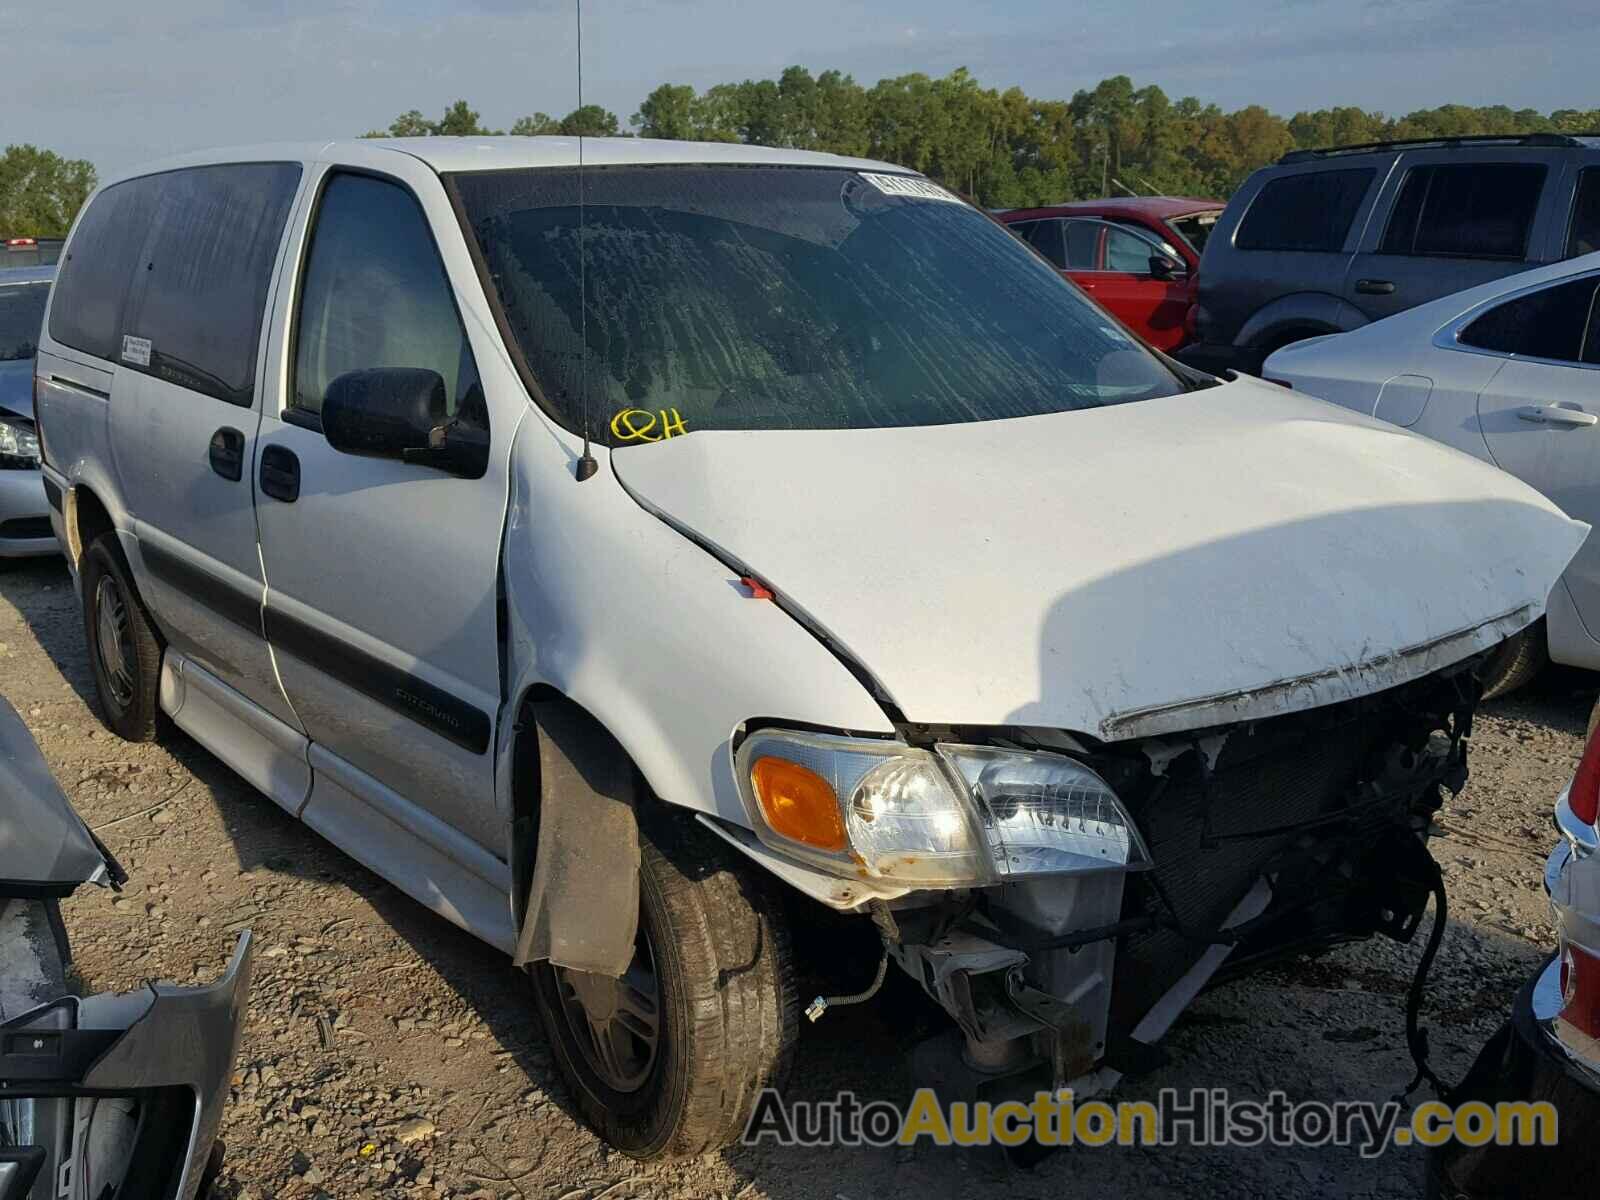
[938,745,1150,877]
[0,415,39,464]
[735,729,1148,886]
[736,729,987,885]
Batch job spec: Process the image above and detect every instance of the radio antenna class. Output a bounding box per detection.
[573,0,598,481]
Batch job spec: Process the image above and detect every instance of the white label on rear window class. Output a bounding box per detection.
[858,173,962,204]
[120,335,151,367]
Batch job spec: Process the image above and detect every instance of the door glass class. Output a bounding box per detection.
[1022,219,1066,268]
[1568,168,1600,259]
[1380,163,1545,260]
[0,280,49,362]
[1235,169,1374,253]
[127,163,301,407]
[292,173,482,420]
[1458,275,1600,363]
[1061,220,1099,269]
[1103,225,1157,273]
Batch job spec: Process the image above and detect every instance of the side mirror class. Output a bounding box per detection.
[1148,255,1186,282]
[321,368,487,478]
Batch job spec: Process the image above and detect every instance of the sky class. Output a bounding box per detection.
[7,0,1594,178]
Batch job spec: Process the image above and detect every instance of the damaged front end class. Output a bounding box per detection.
[802,655,1478,1109]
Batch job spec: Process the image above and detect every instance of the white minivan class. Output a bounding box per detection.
[32,137,1586,1158]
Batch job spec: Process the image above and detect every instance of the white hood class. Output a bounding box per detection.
[612,378,1587,739]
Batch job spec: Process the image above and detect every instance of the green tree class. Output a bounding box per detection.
[632,85,697,140]
[510,113,561,136]
[557,105,623,137]
[0,145,97,238]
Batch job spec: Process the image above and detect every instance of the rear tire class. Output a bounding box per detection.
[1481,622,1548,700]
[530,814,797,1159]
[81,533,164,742]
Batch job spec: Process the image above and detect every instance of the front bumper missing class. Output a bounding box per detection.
[0,933,253,1200]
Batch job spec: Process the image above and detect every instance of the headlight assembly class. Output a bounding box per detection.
[734,729,1148,887]
[0,415,39,467]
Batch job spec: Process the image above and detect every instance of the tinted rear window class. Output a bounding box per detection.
[0,281,49,362]
[49,178,162,361]
[1235,169,1374,253]
[1458,275,1600,363]
[1380,163,1545,260]
[125,163,301,406]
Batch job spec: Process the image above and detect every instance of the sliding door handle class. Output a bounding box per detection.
[208,427,245,481]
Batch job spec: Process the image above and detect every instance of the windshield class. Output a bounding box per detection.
[1166,211,1221,256]
[0,281,48,362]
[450,166,1183,440]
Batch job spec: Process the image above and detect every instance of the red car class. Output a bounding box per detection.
[999,197,1223,352]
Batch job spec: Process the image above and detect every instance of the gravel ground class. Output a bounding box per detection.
[1,554,1591,1200]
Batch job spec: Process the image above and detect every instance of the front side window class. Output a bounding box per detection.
[1381,163,1545,260]
[0,281,49,362]
[1103,225,1162,273]
[1235,169,1375,253]
[292,173,482,421]
[450,166,1185,439]
[1568,167,1600,259]
[125,163,301,406]
[1457,275,1600,363]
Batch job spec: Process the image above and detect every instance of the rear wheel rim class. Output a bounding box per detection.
[554,929,662,1093]
[94,575,136,709]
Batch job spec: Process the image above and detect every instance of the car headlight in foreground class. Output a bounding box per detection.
[0,414,39,468]
[735,728,1150,886]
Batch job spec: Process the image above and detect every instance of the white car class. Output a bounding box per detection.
[1264,253,1600,695]
[32,138,1585,1159]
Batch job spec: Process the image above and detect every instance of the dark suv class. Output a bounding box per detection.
[1181,133,1600,376]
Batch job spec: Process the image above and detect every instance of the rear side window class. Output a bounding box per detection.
[1381,163,1545,260]
[1569,168,1600,258]
[1235,169,1375,253]
[1022,219,1066,268]
[48,177,163,361]
[1458,275,1600,363]
[125,163,301,406]
[1061,220,1099,269]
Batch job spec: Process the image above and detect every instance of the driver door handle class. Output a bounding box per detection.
[1518,405,1598,428]
[259,444,301,502]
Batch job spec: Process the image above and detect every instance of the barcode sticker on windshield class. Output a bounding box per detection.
[858,173,963,204]
[120,335,151,367]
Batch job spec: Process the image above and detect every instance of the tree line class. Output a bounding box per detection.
[366,69,1600,208]
[6,69,1597,238]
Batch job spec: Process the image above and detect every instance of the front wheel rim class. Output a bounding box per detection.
[554,929,662,1093]
[94,575,136,709]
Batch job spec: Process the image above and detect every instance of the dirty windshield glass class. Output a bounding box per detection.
[450,165,1182,441]
[0,281,48,362]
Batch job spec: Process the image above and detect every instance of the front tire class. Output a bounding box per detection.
[530,816,797,1159]
[81,533,164,742]
[1481,622,1548,700]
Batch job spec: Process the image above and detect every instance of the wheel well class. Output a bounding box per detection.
[68,486,114,567]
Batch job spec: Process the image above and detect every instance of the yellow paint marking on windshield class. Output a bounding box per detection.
[611,408,687,443]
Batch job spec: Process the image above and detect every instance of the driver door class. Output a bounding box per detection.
[253,158,515,856]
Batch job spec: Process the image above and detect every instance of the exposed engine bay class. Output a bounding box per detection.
[880,653,1480,1103]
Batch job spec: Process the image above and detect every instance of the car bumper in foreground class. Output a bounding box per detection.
[0,468,56,558]
[1427,955,1600,1198]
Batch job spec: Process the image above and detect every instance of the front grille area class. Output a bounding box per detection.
[0,516,52,540]
[1105,675,1457,1033]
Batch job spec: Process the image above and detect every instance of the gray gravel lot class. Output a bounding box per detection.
[0,555,1589,1199]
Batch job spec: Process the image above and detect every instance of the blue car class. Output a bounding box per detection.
[0,265,56,562]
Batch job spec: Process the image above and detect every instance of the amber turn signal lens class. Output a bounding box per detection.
[750,756,847,852]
